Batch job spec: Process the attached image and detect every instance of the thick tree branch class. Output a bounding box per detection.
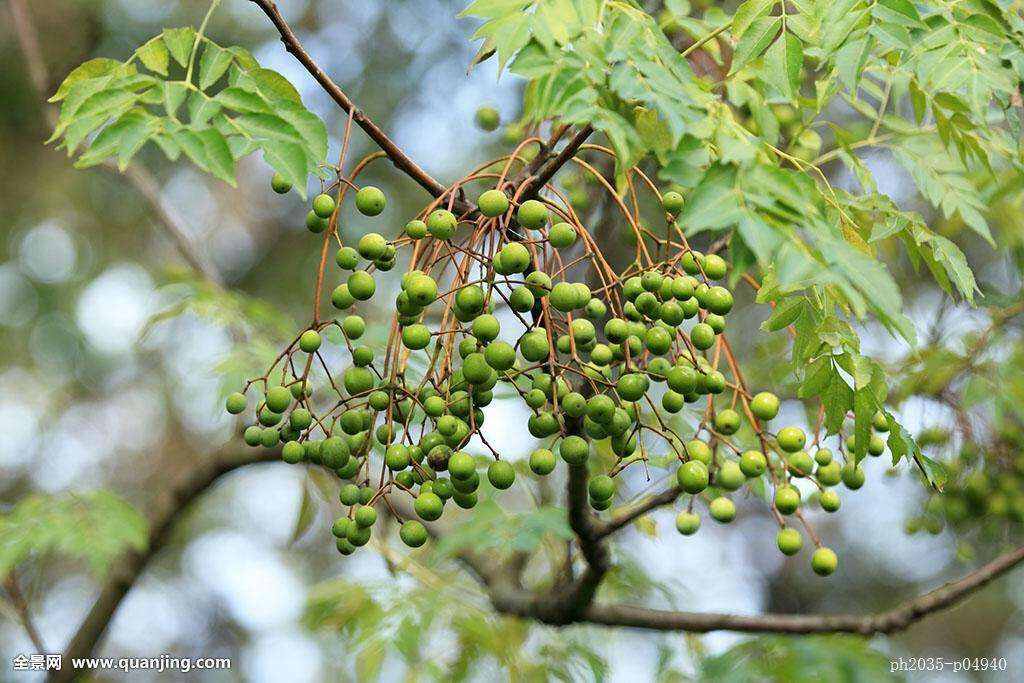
[48,448,279,683]
[593,484,680,540]
[8,0,224,287]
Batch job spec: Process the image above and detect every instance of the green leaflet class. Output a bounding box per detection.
[48,28,327,199]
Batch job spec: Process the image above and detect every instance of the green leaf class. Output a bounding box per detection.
[198,42,233,90]
[730,16,783,74]
[762,32,803,100]
[835,35,872,93]
[49,58,124,102]
[246,68,303,104]
[163,27,196,68]
[163,81,189,118]
[0,491,148,578]
[196,127,237,186]
[732,0,776,39]
[136,38,170,77]
[215,87,273,114]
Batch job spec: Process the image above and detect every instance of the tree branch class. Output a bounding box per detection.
[48,448,279,683]
[593,484,680,540]
[7,0,224,287]
[248,0,452,202]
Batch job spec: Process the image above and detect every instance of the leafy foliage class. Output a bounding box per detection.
[699,635,900,681]
[0,491,148,578]
[47,27,328,198]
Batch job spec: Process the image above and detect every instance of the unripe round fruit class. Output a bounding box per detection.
[872,410,890,432]
[355,186,386,216]
[478,189,510,217]
[588,474,616,501]
[405,219,427,239]
[402,324,431,350]
[750,392,779,421]
[690,323,716,350]
[357,233,387,260]
[617,373,649,402]
[677,460,709,494]
[354,505,377,528]
[549,282,579,312]
[560,435,590,465]
[519,330,550,362]
[777,426,806,453]
[488,460,516,490]
[709,497,736,523]
[322,437,350,469]
[530,448,557,475]
[414,491,444,521]
[475,106,500,131]
[662,191,684,214]
[484,341,516,371]
[510,286,535,312]
[714,409,741,435]
[703,286,733,315]
[462,353,491,385]
[427,209,458,239]
[244,425,262,446]
[331,517,351,539]
[306,211,328,234]
[667,366,698,394]
[740,450,767,477]
[226,392,247,415]
[282,440,304,464]
[868,434,886,456]
[347,270,376,301]
[811,547,838,576]
[455,285,485,315]
[675,511,701,535]
[347,523,371,547]
[448,451,476,480]
[814,448,833,466]
[787,451,815,478]
[339,483,360,506]
[332,284,355,310]
[819,489,841,512]
[260,428,279,448]
[299,330,321,353]
[645,326,673,355]
[335,246,359,270]
[775,486,801,515]
[266,386,292,413]
[342,315,366,339]
[398,519,428,547]
[716,461,746,491]
[685,439,713,465]
[841,463,866,490]
[271,172,292,194]
[702,254,728,280]
[342,366,375,395]
[498,242,531,273]
[312,193,336,219]
[776,527,803,555]
[290,408,312,430]
[549,222,577,248]
[517,199,548,229]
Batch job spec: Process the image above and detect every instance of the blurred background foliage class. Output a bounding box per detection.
[0,0,1022,681]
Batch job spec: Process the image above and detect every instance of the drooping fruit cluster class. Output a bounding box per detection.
[223,155,880,577]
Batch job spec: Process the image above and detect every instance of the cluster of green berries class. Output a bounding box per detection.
[225,177,860,576]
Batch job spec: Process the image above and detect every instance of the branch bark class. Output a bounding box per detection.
[48,448,279,683]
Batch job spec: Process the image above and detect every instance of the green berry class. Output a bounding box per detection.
[819,489,841,512]
[448,451,476,480]
[306,211,328,233]
[335,246,359,270]
[750,392,779,421]
[427,209,457,239]
[347,270,376,300]
[355,186,386,216]
[716,461,746,491]
[484,341,516,371]
[488,460,515,490]
[243,425,262,446]
[312,193,336,219]
[299,330,321,353]
[675,511,701,535]
[478,189,510,217]
[677,460,709,494]
[266,386,292,413]
[549,222,577,248]
[841,463,866,490]
[685,439,713,465]
[787,451,815,478]
[341,315,366,340]
[740,450,767,477]
[331,284,355,310]
[662,191,684,214]
[405,219,428,239]
[475,106,500,131]
[588,474,616,501]
[811,547,838,576]
[560,435,590,465]
[529,448,557,475]
[774,486,801,515]
[714,408,741,435]
[402,324,431,350]
[776,527,803,555]
[357,233,387,260]
[271,173,292,194]
[400,520,428,547]
[354,505,378,528]
[814,448,833,466]
[690,323,716,350]
[260,427,280,448]
[709,497,736,523]
[281,440,304,464]
[517,199,548,229]
[414,491,444,521]
[777,426,806,453]
[226,392,247,415]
